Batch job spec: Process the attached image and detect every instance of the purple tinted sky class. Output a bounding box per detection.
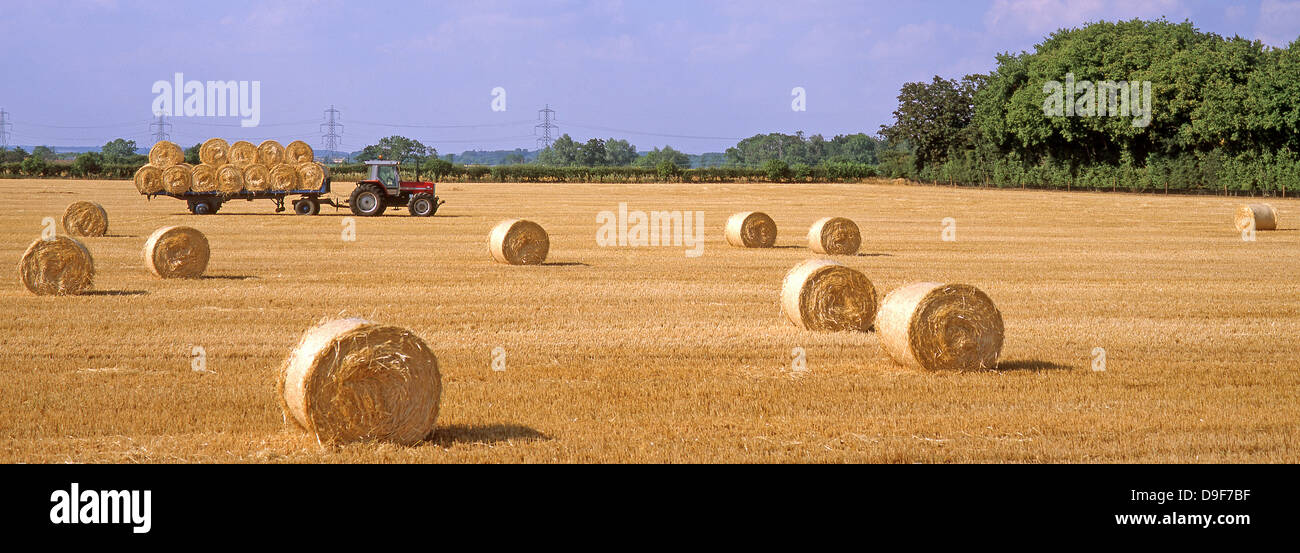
[2,0,1297,153]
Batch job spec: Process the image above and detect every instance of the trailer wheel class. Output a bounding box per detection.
[293,198,320,216]
[188,198,221,215]
[408,193,437,217]
[349,184,387,217]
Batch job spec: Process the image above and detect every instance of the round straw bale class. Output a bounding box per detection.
[148,140,184,169]
[18,236,94,295]
[278,318,441,445]
[724,211,778,248]
[875,282,1004,371]
[269,163,301,192]
[257,140,285,166]
[199,138,229,166]
[297,161,326,190]
[190,164,218,193]
[215,164,245,195]
[134,165,164,194]
[489,219,549,265]
[780,259,878,331]
[62,201,108,237]
[285,140,314,164]
[1235,204,1278,231]
[227,140,257,168]
[244,164,271,192]
[142,226,210,279]
[807,216,861,255]
[162,163,193,194]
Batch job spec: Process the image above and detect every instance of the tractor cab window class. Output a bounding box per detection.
[377,165,398,189]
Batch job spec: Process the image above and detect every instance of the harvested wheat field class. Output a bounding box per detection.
[1,178,1298,463]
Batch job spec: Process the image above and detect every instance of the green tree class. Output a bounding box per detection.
[880,76,978,169]
[21,155,48,176]
[71,152,104,177]
[358,136,436,165]
[636,145,690,168]
[421,157,453,180]
[31,146,56,160]
[0,147,27,163]
[184,143,202,164]
[579,138,607,166]
[536,134,580,166]
[604,138,638,166]
[101,138,138,163]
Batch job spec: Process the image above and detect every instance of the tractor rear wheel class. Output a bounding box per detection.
[293,197,320,216]
[349,184,386,217]
[408,193,437,217]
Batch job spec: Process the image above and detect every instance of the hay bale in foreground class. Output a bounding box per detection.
[142,226,210,279]
[244,164,271,192]
[285,140,314,164]
[215,164,245,195]
[257,140,285,166]
[134,165,164,194]
[875,282,1004,371]
[162,163,193,194]
[199,138,229,166]
[1235,204,1278,231]
[269,163,300,192]
[62,201,108,237]
[227,140,257,168]
[489,219,549,265]
[278,318,442,445]
[297,161,326,190]
[807,216,861,255]
[724,211,778,248]
[147,140,184,169]
[190,164,218,193]
[780,259,878,331]
[18,236,94,295]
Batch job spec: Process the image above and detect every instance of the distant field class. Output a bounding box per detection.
[2,178,1298,463]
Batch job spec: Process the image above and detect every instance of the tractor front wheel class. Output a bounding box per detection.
[349,184,387,217]
[408,193,438,217]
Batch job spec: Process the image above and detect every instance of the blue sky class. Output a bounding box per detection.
[1,0,1297,154]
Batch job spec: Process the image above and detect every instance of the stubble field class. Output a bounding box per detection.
[2,178,1298,463]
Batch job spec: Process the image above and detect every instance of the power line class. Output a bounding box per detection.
[321,105,343,152]
[564,122,742,141]
[349,119,532,129]
[535,105,558,149]
[149,113,172,143]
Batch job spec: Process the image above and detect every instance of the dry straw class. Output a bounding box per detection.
[227,141,258,168]
[147,140,184,169]
[199,138,229,166]
[134,165,164,194]
[807,216,861,255]
[297,162,326,190]
[278,318,442,446]
[62,201,108,237]
[489,219,550,265]
[285,140,314,164]
[724,211,778,248]
[191,164,218,193]
[257,140,285,166]
[19,236,94,295]
[244,164,271,192]
[876,282,1004,371]
[780,259,878,331]
[1235,204,1278,231]
[142,226,210,279]
[216,164,245,195]
[269,164,300,191]
[162,163,193,194]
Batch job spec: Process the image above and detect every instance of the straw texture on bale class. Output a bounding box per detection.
[227,141,257,168]
[780,259,878,332]
[269,164,301,192]
[18,236,94,296]
[1235,204,1278,231]
[162,163,193,194]
[297,162,326,190]
[244,164,271,192]
[489,219,549,265]
[278,318,442,446]
[875,282,1004,372]
[724,211,778,248]
[216,164,245,195]
[199,138,229,166]
[134,165,164,194]
[62,201,108,237]
[142,226,210,279]
[190,164,218,193]
[807,216,861,255]
[147,140,184,169]
[257,140,285,166]
[285,140,314,164]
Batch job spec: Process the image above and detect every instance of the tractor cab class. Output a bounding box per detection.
[349,159,444,217]
[364,160,402,193]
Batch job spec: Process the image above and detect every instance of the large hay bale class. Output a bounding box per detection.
[191,164,218,193]
[875,282,1004,371]
[227,140,257,168]
[1235,204,1278,231]
[780,259,878,331]
[278,318,442,445]
[489,219,549,265]
[244,164,271,192]
[162,163,193,194]
[807,216,861,255]
[18,236,94,295]
[215,164,245,195]
[724,211,778,248]
[142,226,210,279]
[133,165,164,194]
[62,201,108,237]
[285,140,314,164]
[298,162,326,190]
[257,140,285,166]
[199,138,229,166]
[269,163,300,192]
[147,141,184,169]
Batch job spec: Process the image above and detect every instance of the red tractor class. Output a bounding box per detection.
[347,160,445,217]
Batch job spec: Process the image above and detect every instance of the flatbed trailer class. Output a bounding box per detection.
[145,175,337,215]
